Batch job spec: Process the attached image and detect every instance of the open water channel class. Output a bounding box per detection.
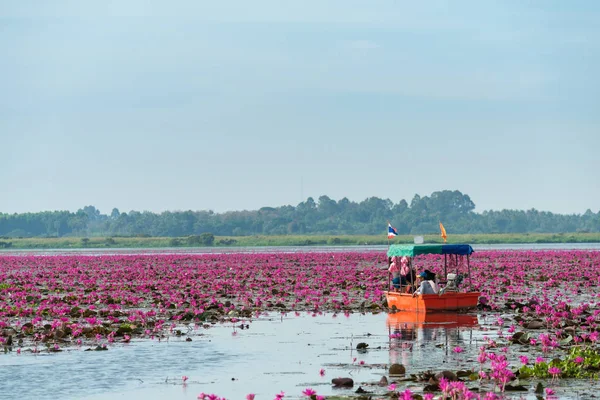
[2,242,600,256]
[1,312,598,400]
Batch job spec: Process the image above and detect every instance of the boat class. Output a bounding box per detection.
[384,244,480,312]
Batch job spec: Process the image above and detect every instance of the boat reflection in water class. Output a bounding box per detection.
[386,311,479,368]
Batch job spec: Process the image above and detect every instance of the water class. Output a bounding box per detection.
[2,246,599,400]
[1,312,595,400]
[2,242,600,256]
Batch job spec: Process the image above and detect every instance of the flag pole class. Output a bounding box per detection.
[386,221,390,291]
[386,221,390,251]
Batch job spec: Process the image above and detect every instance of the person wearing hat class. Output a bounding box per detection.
[412,271,438,296]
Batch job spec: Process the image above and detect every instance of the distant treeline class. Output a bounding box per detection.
[0,190,599,238]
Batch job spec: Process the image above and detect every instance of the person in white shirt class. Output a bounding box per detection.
[412,272,438,296]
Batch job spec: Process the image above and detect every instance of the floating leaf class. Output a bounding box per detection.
[535,382,544,394]
[559,335,573,346]
[505,384,528,391]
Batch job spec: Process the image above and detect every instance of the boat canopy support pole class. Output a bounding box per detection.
[467,254,472,291]
[444,254,447,279]
[409,258,414,290]
[455,254,459,277]
[387,256,392,292]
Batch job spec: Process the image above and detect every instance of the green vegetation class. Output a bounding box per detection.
[518,347,600,379]
[1,232,599,250]
[1,190,599,239]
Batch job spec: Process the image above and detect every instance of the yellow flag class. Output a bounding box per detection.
[439,222,447,243]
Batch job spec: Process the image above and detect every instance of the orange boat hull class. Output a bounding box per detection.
[385,291,480,312]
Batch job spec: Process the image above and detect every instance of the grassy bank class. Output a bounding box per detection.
[0,232,599,250]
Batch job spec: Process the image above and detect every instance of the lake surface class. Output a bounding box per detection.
[2,246,599,399]
[1,312,596,400]
[2,242,600,256]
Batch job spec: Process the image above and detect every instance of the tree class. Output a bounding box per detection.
[0,192,598,237]
[67,211,88,236]
[53,220,62,237]
[318,195,338,215]
[110,208,121,219]
[81,206,101,221]
[199,233,215,246]
[186,233,215,246]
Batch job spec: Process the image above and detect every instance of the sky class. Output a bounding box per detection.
[1,1,599,215]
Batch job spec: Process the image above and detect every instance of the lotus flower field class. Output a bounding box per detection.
[1,250,600,399]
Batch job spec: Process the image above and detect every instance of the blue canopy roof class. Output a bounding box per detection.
[441,244,475,255]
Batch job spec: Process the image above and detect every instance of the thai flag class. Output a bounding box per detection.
[387,223,398,239]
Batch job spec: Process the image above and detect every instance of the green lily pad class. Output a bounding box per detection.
[559,335,573,345]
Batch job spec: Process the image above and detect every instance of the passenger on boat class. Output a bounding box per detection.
[388,256,402,289]
[412,272,438,296]
[399,256,416,287]
[422,269,439,292]
[423,269,436,281]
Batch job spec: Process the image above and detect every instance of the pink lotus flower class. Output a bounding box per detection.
[483,392,500,400]
[548,366,561,379]
[519,355,529,365]
[246,395,255,400]
[453,346,464,353]
[438,377,450,392]
[182,376,188,383]
[387,383,396,391]
[319,368,325,376]
[573,356,584,364]
[478,350,487,364]
[3,248,600,377]
[302,388,316,397]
